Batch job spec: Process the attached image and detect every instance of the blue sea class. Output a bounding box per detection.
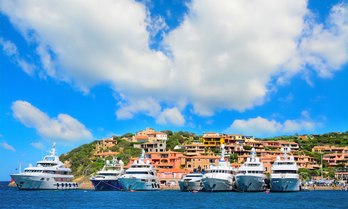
[0,181,347,209]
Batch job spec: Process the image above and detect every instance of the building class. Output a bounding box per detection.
[94,137,118,156]
[132,128,168,143]
[202,132,225,146]
[312,145,348,154]
[295,155,320,170]
[139,140,167,153]
[184,155,221,170]
[127,150,186,186]
[132,128,168,152]
[260,140,299,150]
[323,153,348,167]
[182,143,206,156]
[335,168,348,183]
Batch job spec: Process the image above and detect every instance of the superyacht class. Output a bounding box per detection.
[90,157,124,191]
[178,168,204,192]
[235,148,266,192]
[118,150,160,191]
[202,144,235,192]
[10,142,78,190]
[270,147,301,192]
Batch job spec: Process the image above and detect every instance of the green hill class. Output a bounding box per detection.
[59,130,348,180]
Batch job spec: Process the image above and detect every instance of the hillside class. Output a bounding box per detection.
[59,130,348,180]
[59,137,142,177]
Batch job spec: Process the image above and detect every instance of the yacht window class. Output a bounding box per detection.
[126,171,150,174]
[273,170,297,174]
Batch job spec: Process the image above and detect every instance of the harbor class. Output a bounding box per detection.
[8,129,348,193]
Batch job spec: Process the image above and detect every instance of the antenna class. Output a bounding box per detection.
[220,144,225,161]
[49,142,56,156]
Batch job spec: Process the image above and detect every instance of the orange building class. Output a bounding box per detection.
[184,155,221,170]
[323,153,348,167]
[183,143,206,156]
[95,137,117,153]
[312,145,348,154]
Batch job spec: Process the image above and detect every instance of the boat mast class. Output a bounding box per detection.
[321,152,323,179]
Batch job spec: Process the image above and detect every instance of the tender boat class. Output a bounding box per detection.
[179,168,204,192]
[10,142,78,190]
[202,144,235,192]
[90,157,124,191]
[235,148,266,192]
[118,150,160,191]
[270,147,301,192]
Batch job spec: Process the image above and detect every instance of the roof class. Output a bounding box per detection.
[189,156,220,159]
[134,135,149,139]
[147,150,183,154]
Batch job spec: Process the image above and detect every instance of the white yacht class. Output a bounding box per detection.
[178,168,204,192]
[202,144,235,192]
[270,147,300,192]
[118,150,160,191]
[10,143,78,190]
[235,148,266,192]
[90,157,124,191]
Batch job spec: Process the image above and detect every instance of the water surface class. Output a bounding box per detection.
[1,181,347,209]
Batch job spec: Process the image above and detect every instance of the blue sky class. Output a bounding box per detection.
[0,0,348,180]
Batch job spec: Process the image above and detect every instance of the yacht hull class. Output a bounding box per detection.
[119,178,160,191]
[179,180,203,192]
[270,178,300,192]
[90,179,122,191]
[11,174,77,190]
[235,175,265,192]
[202,178,233,192]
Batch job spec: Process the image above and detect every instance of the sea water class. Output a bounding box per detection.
[0,182,347,209]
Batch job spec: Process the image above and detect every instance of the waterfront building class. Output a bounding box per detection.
[184,155,221,170]
[323,153,348,167]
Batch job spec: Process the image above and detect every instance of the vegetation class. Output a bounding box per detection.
[264,131,348,150]
[59,137,141,177]
[59,141,99,177]
[60,130,348,179]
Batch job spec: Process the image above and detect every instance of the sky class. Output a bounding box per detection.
[0,0,348,180]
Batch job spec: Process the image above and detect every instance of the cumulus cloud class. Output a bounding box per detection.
[278,3,348,84]
[228,111,317,137]
[116,97,161,120]
[12,100,92,141]
[0,142,16,152]
[1,0,348,122]
[156,107,185,126]
[30,142,45,150]
[299,4,348,78]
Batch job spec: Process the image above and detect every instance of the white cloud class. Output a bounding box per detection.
[1,0,347,121]
[116,97,161,120]
[30,142,45,150]
[12,100,92,141]
[0,142,16,152]
[299,4,348,78]
[156,107,185,126]
[0,37,35,75]
[228,111,317,137]
[277,3,348,85]
[164,0,309,115]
